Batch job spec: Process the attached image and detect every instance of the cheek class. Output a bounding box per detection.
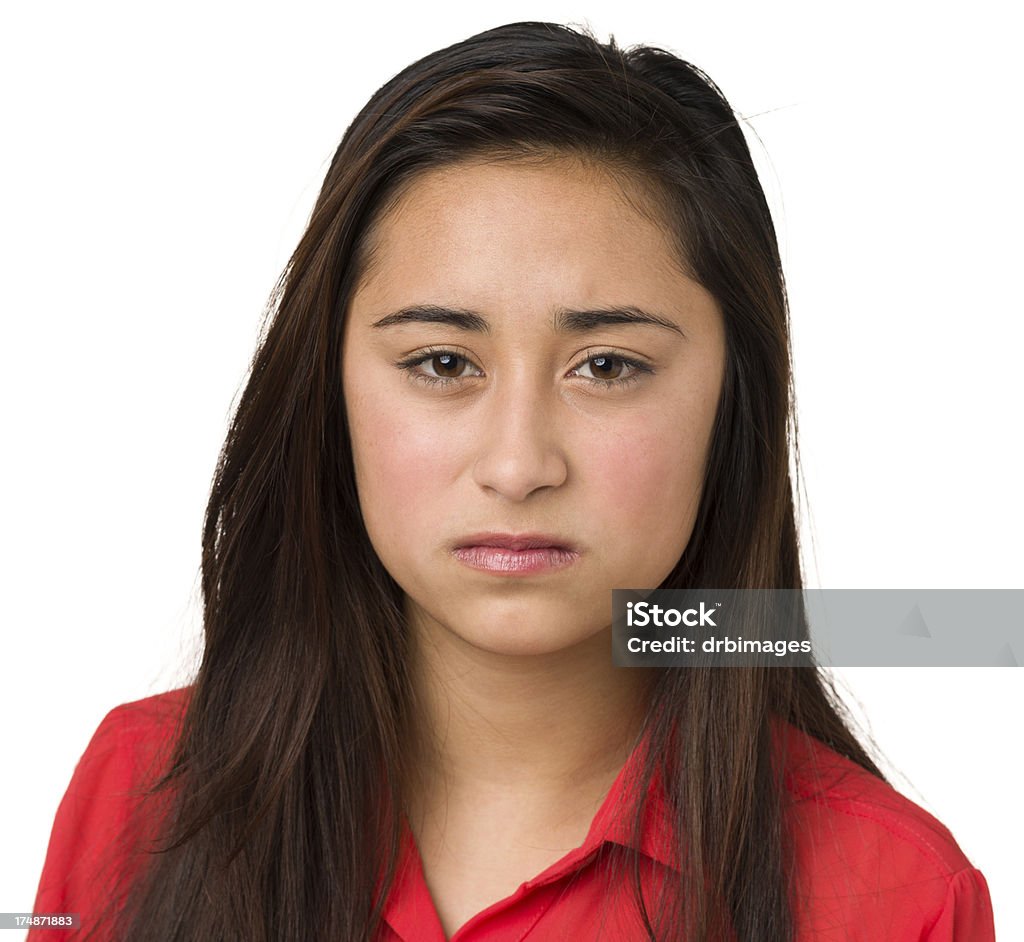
[346,385,464,544]
[598,433,703,516]
[584,404,713,553]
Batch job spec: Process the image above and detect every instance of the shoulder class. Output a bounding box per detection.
[776,723,995,941]
[779,723,971,875]
[30,687,194,937]
[97,685,192,744]
[73,686,193,789]
[52,684,192,821]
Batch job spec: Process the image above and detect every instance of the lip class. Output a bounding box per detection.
[451,532,580,576]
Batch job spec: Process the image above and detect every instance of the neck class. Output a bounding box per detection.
[401,604,653,813]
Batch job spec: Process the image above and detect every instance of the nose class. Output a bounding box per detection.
[471,381,568,502]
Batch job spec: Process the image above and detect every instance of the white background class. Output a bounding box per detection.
[2,1,1020,938]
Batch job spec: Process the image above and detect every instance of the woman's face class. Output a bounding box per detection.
[343,156,725,657]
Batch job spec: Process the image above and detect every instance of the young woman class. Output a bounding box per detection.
[30,21,995,942]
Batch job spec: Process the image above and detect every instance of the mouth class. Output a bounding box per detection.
[451,532,581,576]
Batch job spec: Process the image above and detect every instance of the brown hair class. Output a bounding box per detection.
[100,21,880,941]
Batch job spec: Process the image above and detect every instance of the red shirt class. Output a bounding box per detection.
[31,688,995,940]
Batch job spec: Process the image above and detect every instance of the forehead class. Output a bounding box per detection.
[349,156,696,321]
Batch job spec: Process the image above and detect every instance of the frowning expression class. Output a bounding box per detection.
[342,156,725,656]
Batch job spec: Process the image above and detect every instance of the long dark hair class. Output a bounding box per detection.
[98,21,881,941]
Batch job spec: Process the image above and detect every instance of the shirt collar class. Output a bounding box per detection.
[585,725,678,871]
[381,726,679,937]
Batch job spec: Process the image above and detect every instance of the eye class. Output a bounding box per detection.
[422,352,473,378]
[396,348,484,386]
[578,354,627,380]
[571,352,652,386]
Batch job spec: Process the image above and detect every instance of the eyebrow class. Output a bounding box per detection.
[371,305,490,332]
[555,306,684,336]
[370,304,685,337]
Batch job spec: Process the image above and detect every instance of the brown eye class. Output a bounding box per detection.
[588,355,624,379]
[430,353,466,377]
[571,353,651,387]
[398,349,482,386]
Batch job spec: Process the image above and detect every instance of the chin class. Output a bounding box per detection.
[440,604,609,659]
[403,586,613,657]
[463,632,597,659]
